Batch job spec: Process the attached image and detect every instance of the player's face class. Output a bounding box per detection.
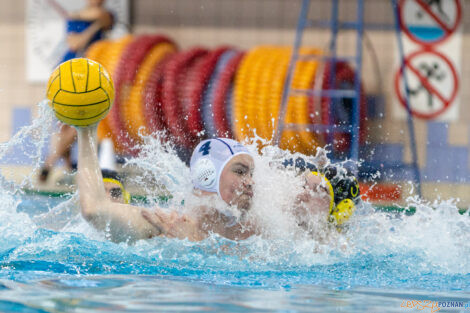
[295,173,332,216]
[219,154,254,211]
[104,181,125,204]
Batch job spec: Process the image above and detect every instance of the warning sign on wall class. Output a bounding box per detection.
[398,0,462,46]
[393,0,462,121]
[394,49,459,119]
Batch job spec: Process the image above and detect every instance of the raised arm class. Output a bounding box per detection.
[66,13,112,52]
[77,126,161,243]
[46,0,70,19]
[66,9,113,52]
[66,22,102,52]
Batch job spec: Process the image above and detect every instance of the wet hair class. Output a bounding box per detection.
[101,169,131,204]
[101,169,123,182]
[282,157,318,173]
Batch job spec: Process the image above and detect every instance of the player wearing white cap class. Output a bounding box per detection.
[76,125,255,243]
[190,138,254,211]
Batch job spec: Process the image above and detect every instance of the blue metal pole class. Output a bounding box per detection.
[273,0,310,145]
[326,0,340,148]
[350,0,364,163]
[391,0,422,196]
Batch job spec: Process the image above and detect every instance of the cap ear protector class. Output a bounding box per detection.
[103,178,131,204]
[330,198,356,226]
[191,157,217,190]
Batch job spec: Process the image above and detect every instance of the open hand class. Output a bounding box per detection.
[142,210,206,241]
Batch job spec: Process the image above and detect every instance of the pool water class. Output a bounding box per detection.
[0,193,469,312]
[1,274,468,313]
[1,102,470,312]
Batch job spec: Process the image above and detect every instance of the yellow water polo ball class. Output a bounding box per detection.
[46,58,114,127]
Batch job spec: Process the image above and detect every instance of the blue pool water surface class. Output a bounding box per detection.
[1,193,469,312]
[1,103,470,312]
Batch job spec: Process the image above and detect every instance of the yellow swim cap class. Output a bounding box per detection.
[309,171,335,214]
[310,171,356,226]
[103,177,131,204]
[329,198,356,226]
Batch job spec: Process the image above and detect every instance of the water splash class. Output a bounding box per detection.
[0,100,54,189]
[0,100,55,250]
[126,131,192,207]
[0,109,469,291]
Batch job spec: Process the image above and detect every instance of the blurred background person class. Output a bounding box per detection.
[39,0,114,183]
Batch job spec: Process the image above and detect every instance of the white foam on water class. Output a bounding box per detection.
[0,105,469,278]
[127,131,192,209]
[0,100,55,245]
[346,196,470,274]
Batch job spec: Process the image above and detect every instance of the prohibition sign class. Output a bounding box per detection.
[394,49,458,119]
[398,0,462,46]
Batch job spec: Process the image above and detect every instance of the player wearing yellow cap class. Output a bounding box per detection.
[284,157,361,231]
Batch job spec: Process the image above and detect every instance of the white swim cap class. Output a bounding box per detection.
[190,138,251,196]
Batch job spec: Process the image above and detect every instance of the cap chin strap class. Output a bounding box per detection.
[310,171,335,214]
[103,178,131,204]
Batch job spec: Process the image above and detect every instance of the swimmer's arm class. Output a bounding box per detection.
[66,11,113,52]
[142,210,207,242]
[77,126,161,243]
[66,21,103,52]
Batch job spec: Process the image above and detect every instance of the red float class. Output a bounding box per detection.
[212,52,245,138]
[109,35,174,154]
[143,53,175,137]
[161,48,208,148]
[186,47,230,139]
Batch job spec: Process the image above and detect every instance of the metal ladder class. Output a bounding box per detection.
[274,0,422,196]
[391,0,422,196]
[273,0,364,163]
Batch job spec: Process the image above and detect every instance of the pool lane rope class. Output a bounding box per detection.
[123,42,176,142]
[211,51,244,138]
[201,49,237,138]
[87,35,133,142]
[110,35,174,154]
[85,35,366,157]
[186,47,230,139]
[161,48,208,149]
[142,53,175,137]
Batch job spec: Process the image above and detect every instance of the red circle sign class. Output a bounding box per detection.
[398,0,462,46]
[394,49,459,119]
